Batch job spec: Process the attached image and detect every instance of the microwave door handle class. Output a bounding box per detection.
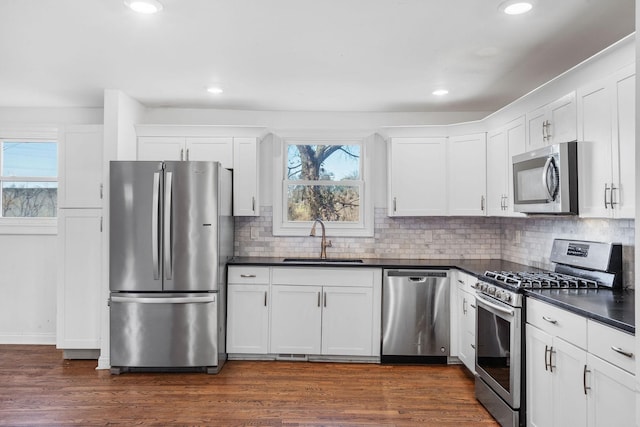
[542,156,556,202]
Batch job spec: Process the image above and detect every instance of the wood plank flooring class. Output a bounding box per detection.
[0,345,499,426]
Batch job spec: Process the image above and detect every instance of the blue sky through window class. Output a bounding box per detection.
[2,142,57,177]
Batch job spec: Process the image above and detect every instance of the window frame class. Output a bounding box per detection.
[0,127,58,235]
[273,133,374,237]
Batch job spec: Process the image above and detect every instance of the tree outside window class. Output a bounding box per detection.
[1,141,58,218]
[286,143,361,223]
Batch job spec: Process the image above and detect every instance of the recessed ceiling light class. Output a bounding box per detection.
[207,87,224,95]
[432,89,449,96]
[500,1,533,15]
[124,0,163,14]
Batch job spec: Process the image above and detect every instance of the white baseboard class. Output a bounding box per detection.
[0,333,56,345]
[97,355,110,370]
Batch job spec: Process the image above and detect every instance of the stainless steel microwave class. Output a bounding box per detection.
[512,141,578,214]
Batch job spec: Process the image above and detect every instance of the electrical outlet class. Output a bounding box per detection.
[250,226,259,240]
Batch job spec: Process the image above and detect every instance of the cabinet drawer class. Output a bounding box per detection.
[456,271,478,294]
[588,320,635,373]
[527,298,587,348]
[228,266,270,284]
[272,267,376,287]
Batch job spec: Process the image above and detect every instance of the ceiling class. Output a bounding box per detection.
[0,0,635,113]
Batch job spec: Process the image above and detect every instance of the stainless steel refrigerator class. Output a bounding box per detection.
[109,161,233,374]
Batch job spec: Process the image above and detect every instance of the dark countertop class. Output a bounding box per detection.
[525,289,635,334]
[228,256,635,334]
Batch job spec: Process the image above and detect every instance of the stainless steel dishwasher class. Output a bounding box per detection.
[382,269,450,363]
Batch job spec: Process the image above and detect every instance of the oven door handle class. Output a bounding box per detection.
[475,293,515,316]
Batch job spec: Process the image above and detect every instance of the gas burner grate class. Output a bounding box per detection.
[484,270,600,289]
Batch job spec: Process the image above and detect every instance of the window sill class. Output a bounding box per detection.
[273,221,374,238]
[0,218,57,235]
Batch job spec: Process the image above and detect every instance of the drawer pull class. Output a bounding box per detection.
[471,344,475,349]
[611,346,634,358]
[457,279,465,285]
[240,274,257,278]
[542,316,558,324]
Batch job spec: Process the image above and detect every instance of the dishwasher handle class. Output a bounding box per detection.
[385,270,448,278]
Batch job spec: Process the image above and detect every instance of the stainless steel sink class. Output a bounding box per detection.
[282,258,363,263]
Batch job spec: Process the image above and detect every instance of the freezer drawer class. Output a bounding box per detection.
[382,270,450,361]
[110,293,219,371]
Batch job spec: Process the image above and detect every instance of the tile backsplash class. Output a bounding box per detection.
[235,208,635,288]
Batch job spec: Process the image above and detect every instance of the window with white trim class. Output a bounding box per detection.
[1,140,58,218]
[273,136,374,237]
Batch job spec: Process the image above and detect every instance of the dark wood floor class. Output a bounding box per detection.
[0,345,499,426]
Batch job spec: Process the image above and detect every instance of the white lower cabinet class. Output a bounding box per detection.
[526,298,636,427]
[227,266,381,358]
[56,209,103,351]
[455,274,476,373]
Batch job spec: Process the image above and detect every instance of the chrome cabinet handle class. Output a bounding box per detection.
[99,183,104,199]
[264,291,267,307]
[542,120,547,141]
[542,316,558,324]
[180,148,184,161]
[240,274,257,278]
[544,345,550,371]
[611,346,633,358]
[470,303,476,309]
[323,292,327,308]
[583,365,591,395]
[549,347,556,372]
[457,279,465,285]
[252,196,256,212]
[186,148,190,161]
[317,292,321,307]
[480,195,485,211]
[393,197,397,213]
[604,183,611,209]
[471,344,476,349]
[462,297,467,314]
[610,183,618,207]
[546,120,552,141]
[100,216,103,232]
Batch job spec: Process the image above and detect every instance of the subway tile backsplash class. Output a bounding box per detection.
[235,208,635,288]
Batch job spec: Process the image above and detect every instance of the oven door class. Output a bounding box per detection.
[475,292,521,408]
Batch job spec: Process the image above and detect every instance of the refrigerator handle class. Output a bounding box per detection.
[111,295,215,304]
[164,171,173,280]
[152,171,161,280]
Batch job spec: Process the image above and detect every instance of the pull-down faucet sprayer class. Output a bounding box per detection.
[309,219,332,259]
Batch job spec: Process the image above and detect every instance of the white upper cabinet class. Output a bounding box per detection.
[448,133,486,216]
[233,137,260,216]
[58,125,104,208]
[388,137,447,216]
[486,118,526,217]
[137,136,233,168]
[578,64,635,218]
[526,92,577,151]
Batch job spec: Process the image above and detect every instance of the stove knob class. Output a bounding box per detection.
[489,287,496,295]
[504,293,512,303]
[496,290,504,300]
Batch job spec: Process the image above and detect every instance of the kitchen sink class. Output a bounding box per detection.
[282,258,364,263]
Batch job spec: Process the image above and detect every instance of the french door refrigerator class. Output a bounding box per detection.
[109,161,233,374]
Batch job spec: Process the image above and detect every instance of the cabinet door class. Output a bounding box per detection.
[270,285,322,354]
[321,286,374,356]
[56,209,102,349]
[526,106,547,151]
[388,137,447,216]
[504,117,526,216]
[227,284,269,354]
[548,92,577,144]
[457,289,476,373]
[586,353,635,427]
[233,137,259,216]
[552,338,588,427]
[577,80,612,218]
[138,137,183,161]
[59,125,103,208]
[611,66,635,218]
[526,324,553,427]
[185,137,233,167]
[448,133,487,216]
[486,129,507,216]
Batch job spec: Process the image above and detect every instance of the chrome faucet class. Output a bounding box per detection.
[309,219,332,259]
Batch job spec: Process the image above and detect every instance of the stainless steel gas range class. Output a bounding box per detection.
[474,239,622,427]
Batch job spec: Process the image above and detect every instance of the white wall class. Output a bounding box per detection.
[0,235,57,343]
